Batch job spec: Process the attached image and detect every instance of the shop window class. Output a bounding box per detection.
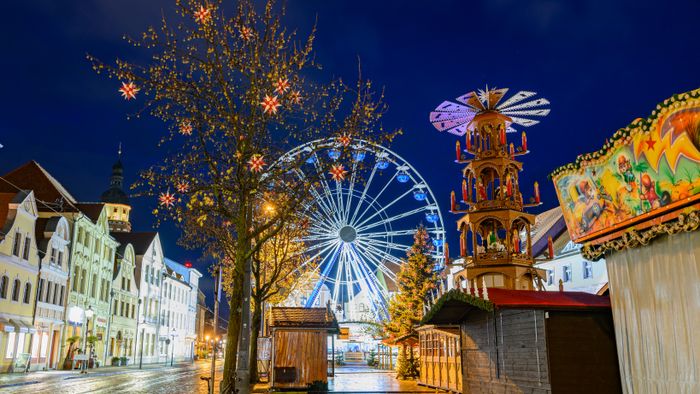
[6,332,16,358]
[40,333,49,358]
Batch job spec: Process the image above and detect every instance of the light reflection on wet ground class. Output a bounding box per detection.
[4,361,222,394]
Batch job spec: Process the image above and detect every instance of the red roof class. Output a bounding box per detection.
[485,288,610,309]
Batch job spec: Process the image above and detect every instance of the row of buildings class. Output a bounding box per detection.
[0,155,209,372]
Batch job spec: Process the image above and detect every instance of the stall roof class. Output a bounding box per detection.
[269,307,339,332]
[422,288,611,325]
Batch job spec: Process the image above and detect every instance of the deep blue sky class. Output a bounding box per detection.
[1,0,698,314]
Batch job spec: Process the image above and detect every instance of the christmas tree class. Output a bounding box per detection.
[384,225,437,379]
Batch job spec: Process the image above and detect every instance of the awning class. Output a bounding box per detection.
[10,319,37,334]
[0,317,15,333]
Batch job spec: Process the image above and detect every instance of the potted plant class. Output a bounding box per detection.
[86,335,99,368]
[62,336,82,370]
[120,356,128,366]
[111,356,121,366]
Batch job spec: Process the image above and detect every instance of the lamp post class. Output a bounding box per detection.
[82,306,94,374]
[104,289,115,366]
[170,328,176,367]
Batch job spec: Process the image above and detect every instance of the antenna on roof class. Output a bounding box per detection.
[118,142,122,158]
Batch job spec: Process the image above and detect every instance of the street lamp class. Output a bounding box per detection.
[170,328,177,367]
[82,305,94,374]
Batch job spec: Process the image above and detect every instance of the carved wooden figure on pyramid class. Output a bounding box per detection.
[430,86,551,290]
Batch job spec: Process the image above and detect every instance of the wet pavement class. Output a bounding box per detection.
[0,360,222,394]
[328,364,438,392]
[0,361,441,393]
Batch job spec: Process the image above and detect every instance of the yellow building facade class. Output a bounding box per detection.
[0,191,39,372]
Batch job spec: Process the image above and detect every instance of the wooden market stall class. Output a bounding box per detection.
[268,306,339,390]
[416,325,461,393]
[421,288,622,394]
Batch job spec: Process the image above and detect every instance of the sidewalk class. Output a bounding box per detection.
[0,360,197,389]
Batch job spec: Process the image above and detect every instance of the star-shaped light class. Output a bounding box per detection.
[118,81,140,100]
[158,191,176,207]
[261,95,281,115]
[194,5,212,24]
[179,121,193,136]
[645,136,657,150]
[329,164,347,181]
[274,78,290,95]
[248,154,266,172]
[338,134,352,147]
[176,181,190,193]
[240,26,253,41]
[289,90,301,104]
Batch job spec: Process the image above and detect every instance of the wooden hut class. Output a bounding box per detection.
[420,288,622,394]
[416,325,461,393]
[268,306,339,390]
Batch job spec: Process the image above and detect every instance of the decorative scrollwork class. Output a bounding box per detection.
[581,210,700,261]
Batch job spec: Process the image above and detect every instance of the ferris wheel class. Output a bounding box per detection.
[279,137,446,320]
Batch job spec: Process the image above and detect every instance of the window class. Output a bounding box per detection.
[50,248,57,264]
[0,275,8,299]
[91,274,98,298]
[563,265,572,282]
[121,277,125,290]
[58,251,64,267]
[547,270,554,286]
[12,232,22,256]
[131,304,135,318]
[120,301,125,317]
[23,283,31,304]
[22,237,31,260]
[59,286,65,306]
[46,282,53,303]
[38,279,45,303]
[72,269,79,292]
[12,279,21,301]
[80,268,87,294]
[52,283,58,305]
[583,261,593,279]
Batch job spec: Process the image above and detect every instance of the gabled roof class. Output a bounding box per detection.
[269,307,339,332]
[75,203,106,222]
[531,207,568,257]
[112,232,158,255]
[422,288,611,325]
[0,161,78,212]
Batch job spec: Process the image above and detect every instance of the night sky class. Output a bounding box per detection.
[1,0,698,315]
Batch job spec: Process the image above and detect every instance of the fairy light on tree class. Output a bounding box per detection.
[87,0,398,390]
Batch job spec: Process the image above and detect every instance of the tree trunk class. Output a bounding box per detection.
[222,271,244,390]
[248,299,262,383]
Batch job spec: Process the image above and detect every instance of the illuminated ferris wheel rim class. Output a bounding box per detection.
[279,136,446,319]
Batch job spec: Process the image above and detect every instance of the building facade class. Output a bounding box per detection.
[113,232,165,365]
[31,216,71,371]
[106,243,138,365]
[0,191,39,372]
[162,258,200,362]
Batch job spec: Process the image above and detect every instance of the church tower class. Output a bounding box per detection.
[430,87,550,290]
[100,144,132,232]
